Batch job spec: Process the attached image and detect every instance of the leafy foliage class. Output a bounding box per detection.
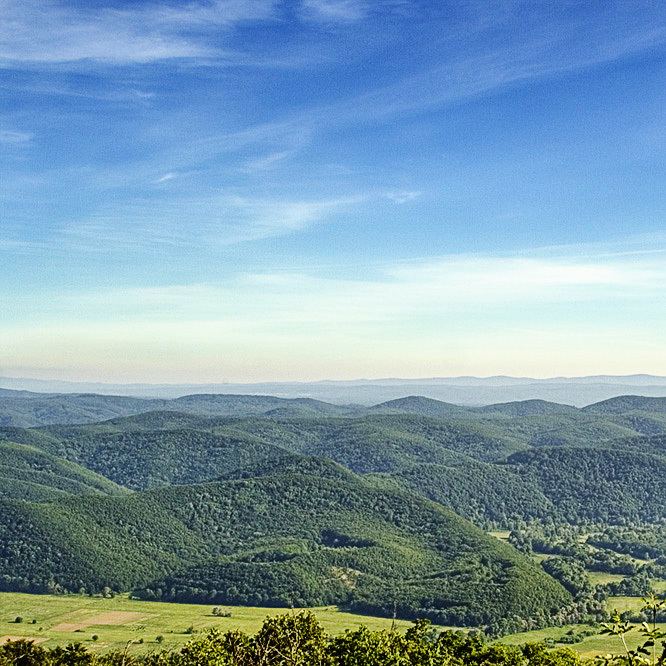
[599,594,666,665]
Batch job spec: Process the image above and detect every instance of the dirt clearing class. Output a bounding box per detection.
[52,611,148,632]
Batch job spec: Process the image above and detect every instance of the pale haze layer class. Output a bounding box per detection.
[1,1,665,382]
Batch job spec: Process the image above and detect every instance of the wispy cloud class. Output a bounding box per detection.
[0,129,33,144]
[115,2,666,183]
[51,193,367,251]
[132,118,312,188]
[0,80,156,103]
[323,20,666,126]
[240,150,295,173]
[153,172,178,184]
[223,194,365,240]
[3,237,665,381]
[23,237,666,323]
[384,190,420,204]
[0,0,275,65]
[300,0,368,22]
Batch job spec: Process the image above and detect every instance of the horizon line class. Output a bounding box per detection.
[2,372,666,388]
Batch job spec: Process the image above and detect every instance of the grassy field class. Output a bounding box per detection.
[488,530,511,541]
[502,595,665,659]
[587,571,625,586]
[607,595,650,614]
[1,591,663,657]
[501,622,666,658]
[0,592,437,654]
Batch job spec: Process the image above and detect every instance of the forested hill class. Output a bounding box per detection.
[0,389,663,632]
[3,387,666,429]
[0,462,570,632]
[0,390,356,428]
[0,440,126,502]
[2,399,665,525]
[582,395,666,414]
[369,396,468,417]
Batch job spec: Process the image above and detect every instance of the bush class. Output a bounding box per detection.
[212,606,232,617]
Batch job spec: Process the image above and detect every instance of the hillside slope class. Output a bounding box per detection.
[506,446,666,522]
[0,441,126,501]
[369,396,468,417]
[0,464,570,630]
[584,395,666,414]
[0,390,353,427]
[4,407,665,525]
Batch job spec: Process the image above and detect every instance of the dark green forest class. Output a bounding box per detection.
[0,389,664,639]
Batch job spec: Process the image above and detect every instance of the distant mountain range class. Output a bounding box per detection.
[2,374,666,406]
[1,386,666,428]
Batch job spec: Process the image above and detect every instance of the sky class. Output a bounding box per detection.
[1,0,665,383]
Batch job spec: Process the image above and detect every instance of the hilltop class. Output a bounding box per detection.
[0,390,355,428]
[2,394,666,526]
[0,440,125,502]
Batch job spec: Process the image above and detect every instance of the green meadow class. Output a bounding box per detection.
[501,622,666,659]
[3,591,661,658]
[0,592,435,654]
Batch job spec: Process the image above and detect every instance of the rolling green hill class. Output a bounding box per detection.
[0,392,155,428]
[0,412,524,484]
[379,459,554,525]
[3,402,665,525]
[5,427,288,491]
[0,387,664,636]
[0,441,126,501]
[0,390,354,428]
[369,396,469,417]
[505,446,666,522]
[476,399,580,417]
[0,464,570,630]
[583,395,666,414]
[169,393,353,417]
[610,433,666,455]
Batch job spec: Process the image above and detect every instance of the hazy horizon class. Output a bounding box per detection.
[4,372,666,406]
[4,371,666,385]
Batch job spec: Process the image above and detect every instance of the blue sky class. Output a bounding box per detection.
[1,0,665,382]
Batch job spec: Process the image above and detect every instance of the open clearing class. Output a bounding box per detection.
[488,530,511,541]
[587,571,625,586]
[0,592,432,654]
[502,595,666,658]
[0,591,661,657]
[52,611,149,632]
[501,622,666,659]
